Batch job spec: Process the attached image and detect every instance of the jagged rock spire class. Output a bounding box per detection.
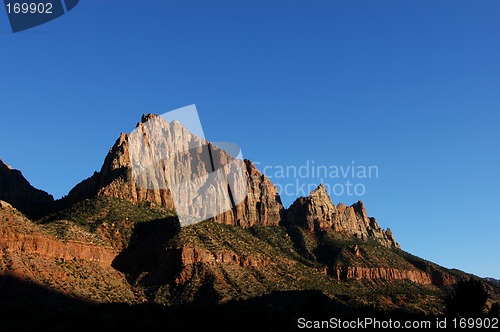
[286,184,399,248]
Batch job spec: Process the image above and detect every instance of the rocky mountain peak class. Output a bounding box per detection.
[310,183,332,201]
[286,184,337,232]
[287,184,399,248]
[352,200,366,215]
[141,113,158,123]
[62,115,284,228]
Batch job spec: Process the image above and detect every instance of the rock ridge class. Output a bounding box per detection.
[0,159,54,218]
[286,184,399,248]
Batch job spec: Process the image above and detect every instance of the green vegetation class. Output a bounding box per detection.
[39,196,175,248]
[122,219,450,315]
[285,225,421,271]
[42,196,173,228]
[7,196,496,317]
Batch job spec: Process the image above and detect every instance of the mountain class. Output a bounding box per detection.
[61,114,395,247]
[0,114,498,328]
[286,184,399,248]
[60,114,283,228]
[0,199,136,308]
[0,159,54,218]
[486,278,500,285]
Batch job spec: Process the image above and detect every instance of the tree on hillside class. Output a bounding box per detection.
[488,302,500,317]
[446,279,488,317]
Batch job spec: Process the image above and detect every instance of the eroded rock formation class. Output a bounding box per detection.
[287,184,399,248]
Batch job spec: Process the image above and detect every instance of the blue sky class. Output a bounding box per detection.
[1,1,499,278]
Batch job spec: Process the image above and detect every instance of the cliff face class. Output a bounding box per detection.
[62,131,175,210]
[0,201,136,304]
[0,232,116,268]
[324,266,455,287]
[0,160,54,218]
[329,266,433,284]
[62,115,283,228]
[287,184,399,248]
[173,247,452,287]
[214,160,284,227]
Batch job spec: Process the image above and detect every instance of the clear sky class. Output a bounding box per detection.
[1,1,499,278]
